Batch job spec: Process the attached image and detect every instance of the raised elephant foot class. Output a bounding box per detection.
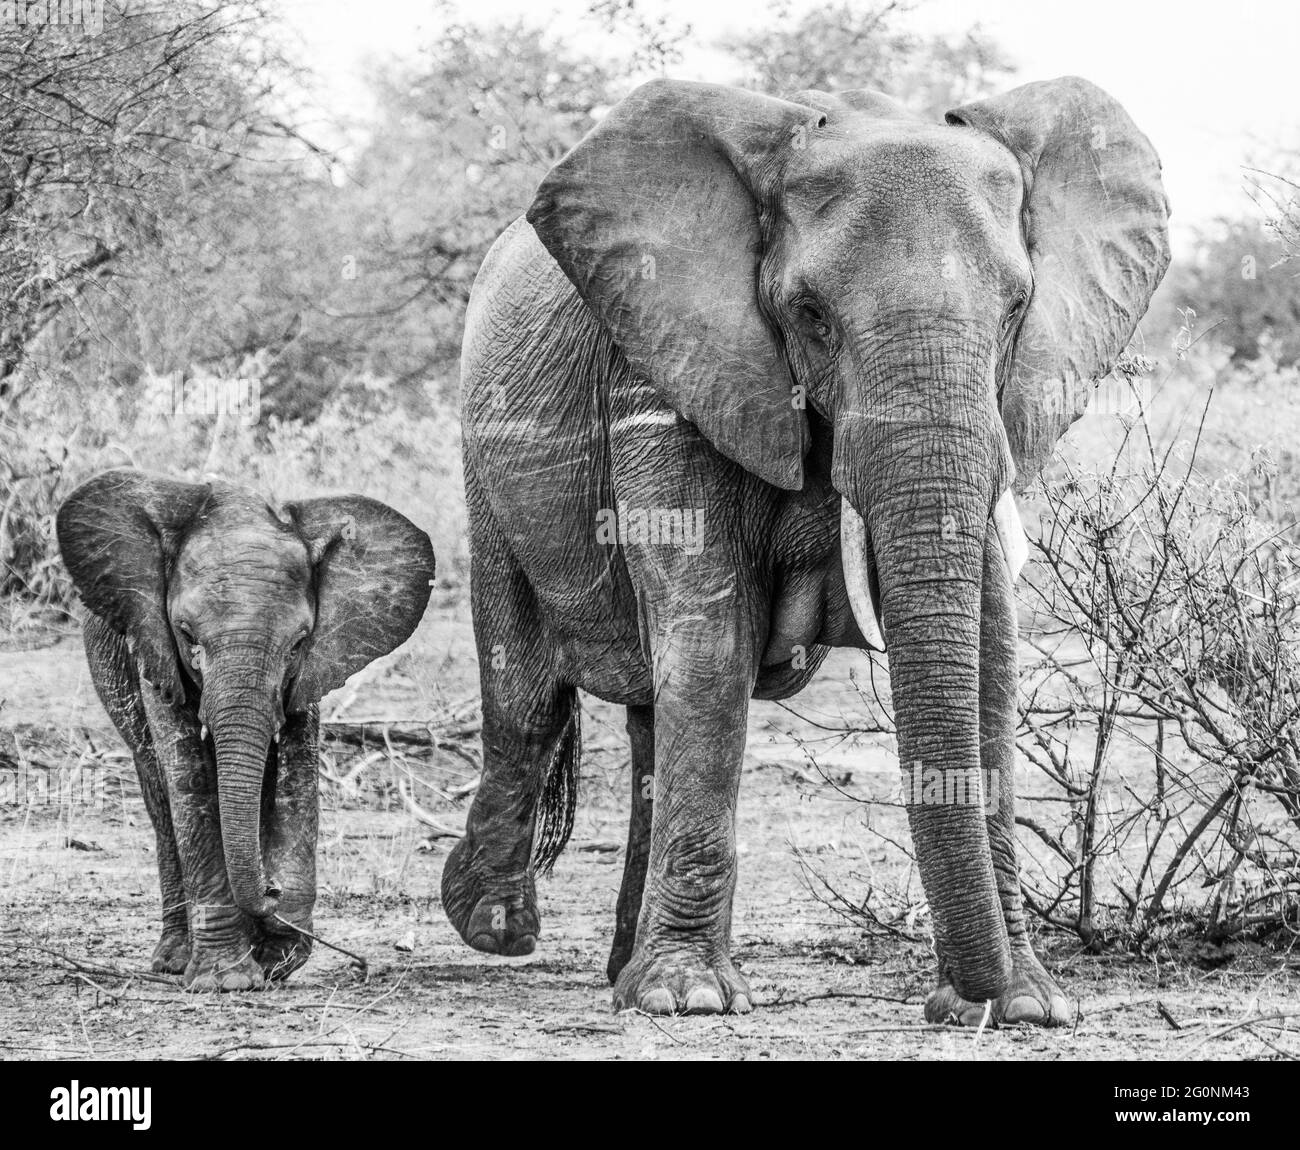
[183,946,265,992]
[925,951,1071,1027]
[613,950,753,1015]
[441,838,539,956]
[150,928,192,974]
[459,895,538,956]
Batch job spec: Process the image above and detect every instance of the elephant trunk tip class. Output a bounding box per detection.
[950,953,1013,1005]
[235,887,281,920]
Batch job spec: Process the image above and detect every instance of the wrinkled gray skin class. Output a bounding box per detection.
[58,470,435,990]
[448,77,1170,1020]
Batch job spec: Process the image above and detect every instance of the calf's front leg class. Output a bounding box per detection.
[138,682,264,991]
[254,707,320,980]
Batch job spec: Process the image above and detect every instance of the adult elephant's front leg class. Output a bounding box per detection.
[613,609,756,1015]
[253,708,319,980]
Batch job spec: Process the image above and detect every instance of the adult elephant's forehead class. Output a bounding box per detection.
[783,118,1023,215]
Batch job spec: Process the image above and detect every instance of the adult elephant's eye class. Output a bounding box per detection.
[1003,291,1029,334]
[796,297,832,340]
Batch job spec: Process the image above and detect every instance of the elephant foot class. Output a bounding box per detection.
[441,837,538,956]
[254,928,313,981]
[613,949,753,1015]
[460,894,539,956]
[183,946,265,992]
[150,928,191,974]
[925,950,1072,1027]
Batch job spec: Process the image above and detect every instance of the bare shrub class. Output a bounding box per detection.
[794,348,1300,954]
[1018,373,1300,949]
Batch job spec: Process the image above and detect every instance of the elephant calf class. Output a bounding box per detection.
[58,469,435,990]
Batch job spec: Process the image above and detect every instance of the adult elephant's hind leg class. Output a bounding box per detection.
[607,703,654,984]
[925,524,1072,1027]
[442,515,578,957]
[612,611,755,1016]
[442,679,577,956]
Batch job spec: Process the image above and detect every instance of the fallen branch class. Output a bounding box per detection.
[2,940,177,985]
[211,1037,419,1060]
[271,914,368,977]
[323,717,481,750]
[1181,1009,1300,1053]
[762,989,917,1009]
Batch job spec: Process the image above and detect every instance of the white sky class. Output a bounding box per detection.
[280,0,1300,252]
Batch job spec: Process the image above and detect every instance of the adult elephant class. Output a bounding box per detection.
[58,470,435,989]
[445,77,1169,1021]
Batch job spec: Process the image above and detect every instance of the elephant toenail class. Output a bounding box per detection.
[684,986,724,1014]
[1003,995,1046,1023]
[468,931,501,954]
[502,933,536,957]
[639,988,675,1014]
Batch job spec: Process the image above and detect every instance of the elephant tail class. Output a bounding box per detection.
[532,704,580,875]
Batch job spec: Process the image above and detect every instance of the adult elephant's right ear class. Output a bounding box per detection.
[57,469,211,705]
[527,80,822,491]
[946,77,1171,488]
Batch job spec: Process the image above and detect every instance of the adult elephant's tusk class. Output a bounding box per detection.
[840,498,886,653]
[994,488,1029,585]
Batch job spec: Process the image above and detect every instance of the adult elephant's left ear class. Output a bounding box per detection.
[285,496,436,712]
[528,80,821,491]
[946,77,1171,488]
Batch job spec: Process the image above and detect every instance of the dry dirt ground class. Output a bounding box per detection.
[1,603,1297,1061]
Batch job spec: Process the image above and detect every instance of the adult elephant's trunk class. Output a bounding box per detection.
[202,643,281,921]
[835,337,1014,1003]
